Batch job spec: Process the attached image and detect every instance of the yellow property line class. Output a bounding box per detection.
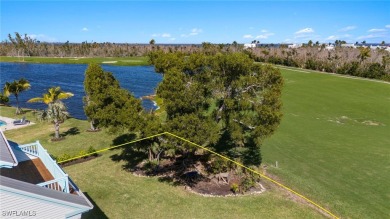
[59,131,339,219]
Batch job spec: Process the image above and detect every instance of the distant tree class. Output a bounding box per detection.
[315,41,319,46]
[381,41,385,45]
[362,40,366,44]
[3,78,31,114]
[355,41,359,45]
[308,40,313,47]
[149,39,155,45]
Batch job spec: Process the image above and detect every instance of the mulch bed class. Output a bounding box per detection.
[59,154,100,167]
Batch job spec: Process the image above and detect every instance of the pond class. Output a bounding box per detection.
[0,62,163,120]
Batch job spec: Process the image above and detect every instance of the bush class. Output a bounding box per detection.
[56,153,72,162]
[230,183,239,193]
[0,94,9,105]
[143,160,159,173]
[87,146,97,156]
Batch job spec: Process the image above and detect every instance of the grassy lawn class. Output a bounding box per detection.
[262,68,390,218]
[0,106,322,218]
[0,56,149,66]
[0,106,117,157]
[64,150,322,219]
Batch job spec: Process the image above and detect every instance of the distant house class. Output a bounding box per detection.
[288,43,302,49]
[243,43,256,49]
[325,45,335,50]
[0,130,93,218]
[341,43,356,48]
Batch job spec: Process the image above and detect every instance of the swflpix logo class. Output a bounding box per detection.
[2,210,37,217]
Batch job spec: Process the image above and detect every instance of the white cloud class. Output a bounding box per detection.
[326,35,338,40]
[368,28,386,32]
[27,34,57,42]
[81,27,89,32]
[357,34,384,40]
[339,26,356,32]
[295,28,314,34]
[152,33,172,38]
[243,34,254,39]
[161,33,171,38]
[255,32,274,39]
[261,29,268,33]
[170,38,176,41]
[385,24,390,28]
[181,28,203,37]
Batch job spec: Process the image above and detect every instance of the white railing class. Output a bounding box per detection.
[18,141,70,193]
[37,177,69,193]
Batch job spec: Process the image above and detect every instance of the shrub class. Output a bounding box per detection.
[0,94,9,105]
[87,146,97,156]
[143,160,159,173]
[230,183,239,193]
[56,153,72,162]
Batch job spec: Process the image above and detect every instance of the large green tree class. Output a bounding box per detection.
[153,51,283,167]
[3,78,31,114]
[83,63,143,133]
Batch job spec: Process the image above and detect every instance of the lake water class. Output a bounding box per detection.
[0,62,163,120]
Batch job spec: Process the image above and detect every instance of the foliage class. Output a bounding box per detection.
[230,183,239,193]
[35,101,70,139]
[83,63,143,133]
[0,93,9,105]
[28,86,73,104]
[3,78,31,114]
[151,51,283,168]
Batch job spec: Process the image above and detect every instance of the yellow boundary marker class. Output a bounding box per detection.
[58,131,339,219]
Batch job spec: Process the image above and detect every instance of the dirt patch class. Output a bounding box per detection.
[362,120,383,126]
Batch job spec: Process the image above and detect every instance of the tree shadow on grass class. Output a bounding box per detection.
[110,133,147,170]
[81,193,108,219]
[62,127,80,137]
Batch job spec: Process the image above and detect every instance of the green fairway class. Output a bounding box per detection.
[262,68,390,218]
[0,56,149,66]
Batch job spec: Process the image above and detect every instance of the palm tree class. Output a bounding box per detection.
[3,78,31,114]
[28,87,73,140]
[27,86,73,104]
[36,101,69,140]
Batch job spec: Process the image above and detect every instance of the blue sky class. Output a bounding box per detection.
[2,1,390,44]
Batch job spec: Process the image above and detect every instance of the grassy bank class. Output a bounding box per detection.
[262,67,390,218]
[0,56,149,66]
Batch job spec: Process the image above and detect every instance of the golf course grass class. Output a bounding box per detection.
[0,56,149,66]
[1,65,389,218]
[262,67,390,218]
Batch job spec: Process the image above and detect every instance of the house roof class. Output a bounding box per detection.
[0,130,18,168]
[0,176,93,209]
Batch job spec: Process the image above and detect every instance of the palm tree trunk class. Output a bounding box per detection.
[54,119,60,139]
[15,94,21,114]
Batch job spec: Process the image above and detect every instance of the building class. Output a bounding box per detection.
[287,43,302,49]
[341,43,356,48]
[325,45,335,50]
[0,130,93,218]
[243,43,256,49]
